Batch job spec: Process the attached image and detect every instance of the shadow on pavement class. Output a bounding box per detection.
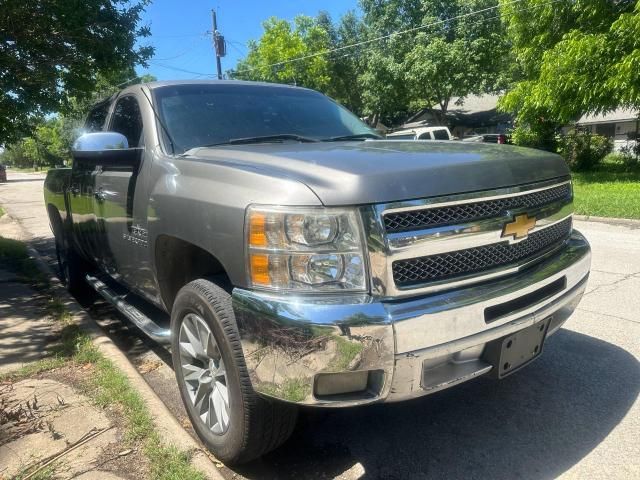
[235,330,639,480]
[0,178,46,184]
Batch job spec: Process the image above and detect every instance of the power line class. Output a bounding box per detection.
[152,35,209,61]
[148,61,215,77]
[233,0,534,76]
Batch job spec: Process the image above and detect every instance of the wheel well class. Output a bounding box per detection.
[155,235,230,311]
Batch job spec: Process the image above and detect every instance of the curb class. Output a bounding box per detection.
[18,237,224,478]
[573,214,640,228]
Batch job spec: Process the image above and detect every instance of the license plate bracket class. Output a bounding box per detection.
[484,317,550,379]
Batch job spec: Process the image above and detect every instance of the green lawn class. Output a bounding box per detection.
[6,166,50,173]
[571,161,640,220]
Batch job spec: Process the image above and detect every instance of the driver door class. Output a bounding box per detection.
[93,94,147,287]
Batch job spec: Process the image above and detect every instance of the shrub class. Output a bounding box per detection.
[557,130,612,170]
[619,144,639,167]
[510,123,558,152]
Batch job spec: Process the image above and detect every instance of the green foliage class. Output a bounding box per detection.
[315,11,367,113]
[616,143,640,167]
[557,130,612,170]
[499,0,640,126]
[509,122,558,152]
[0,0,154,143]
[0,236,47,285]
[232,1,508,123]
[231,16,331,91]
[1,117,73,168]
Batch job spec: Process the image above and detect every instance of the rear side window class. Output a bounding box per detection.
[432,129,450,140]
[84,102,110,132]
[418,132,433,140]
[110,96,144,147]
[388,134,416,140]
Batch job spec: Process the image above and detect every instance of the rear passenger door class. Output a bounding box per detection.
[93,95,146,283]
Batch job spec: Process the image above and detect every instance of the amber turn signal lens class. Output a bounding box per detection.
[249,212,267,247]
[250,254,270,285]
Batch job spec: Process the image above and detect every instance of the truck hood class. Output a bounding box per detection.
[187,140,569,206]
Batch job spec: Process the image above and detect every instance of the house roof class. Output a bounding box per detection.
[445,94,501,115]
[576,108,639,125]
[404,94,509,128]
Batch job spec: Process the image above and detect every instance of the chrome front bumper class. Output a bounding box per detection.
[232,230,591,407]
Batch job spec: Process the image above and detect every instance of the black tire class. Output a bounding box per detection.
[54,226,86,295]
[171,279,298,465]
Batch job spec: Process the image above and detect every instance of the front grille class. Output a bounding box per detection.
[384,183,571,233]
[392,218,572,287]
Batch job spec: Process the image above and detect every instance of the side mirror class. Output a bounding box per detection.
[73,132,129,152]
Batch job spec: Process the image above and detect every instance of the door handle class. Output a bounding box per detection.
[94,190,107,202]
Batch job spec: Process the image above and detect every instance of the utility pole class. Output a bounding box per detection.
[211,9,226,79]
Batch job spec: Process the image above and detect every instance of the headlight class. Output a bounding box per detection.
[246,206,367,292]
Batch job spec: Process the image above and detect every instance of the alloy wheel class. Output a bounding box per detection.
[178,313,230,435]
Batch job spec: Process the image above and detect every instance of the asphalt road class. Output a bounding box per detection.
[0,170,638,479]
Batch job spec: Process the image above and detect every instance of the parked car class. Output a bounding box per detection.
[44,80,590,465]
[386,126,453,141]
[0,164,6,183]
[463,133,510,144]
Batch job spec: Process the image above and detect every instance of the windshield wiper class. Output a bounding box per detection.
[322,133,382,142]
[203,134,319,147]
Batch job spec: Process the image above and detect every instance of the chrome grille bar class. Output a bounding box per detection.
[364,178,574,299]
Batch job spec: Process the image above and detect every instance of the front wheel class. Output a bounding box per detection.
[171,279,297,465]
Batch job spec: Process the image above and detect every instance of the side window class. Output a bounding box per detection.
[432,129,450,140]
[418,132,433,140]
[110,96,144,148]
[84,103,110,132]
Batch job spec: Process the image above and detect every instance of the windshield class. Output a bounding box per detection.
[153,83,376,153]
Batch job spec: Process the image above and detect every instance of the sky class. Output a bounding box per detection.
[137,0,359,81]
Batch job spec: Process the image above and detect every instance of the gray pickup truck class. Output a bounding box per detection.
[44,80,591,464]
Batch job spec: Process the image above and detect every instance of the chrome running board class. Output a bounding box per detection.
[85,274,171,345]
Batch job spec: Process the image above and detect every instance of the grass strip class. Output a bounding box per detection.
[572,161,640,220]
[0,236,48,285]
[0,239,205,480]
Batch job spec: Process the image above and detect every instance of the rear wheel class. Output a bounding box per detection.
[171,279,297,465]
[53,227,86,295]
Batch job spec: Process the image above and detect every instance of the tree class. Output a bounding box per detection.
[0,72,158,169]
[0,0,153,143]
[231,16,331,91]
[359,0,508,123]
[315,11,367,114]
[500,0,640,126]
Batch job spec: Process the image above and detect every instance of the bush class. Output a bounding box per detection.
[510,123,558,152]
[619,144,639,167]
[557,130,612,170]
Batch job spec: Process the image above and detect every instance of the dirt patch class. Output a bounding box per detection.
[0,365,149,480]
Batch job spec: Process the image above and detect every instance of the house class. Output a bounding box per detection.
[571,108,639,151]
[400,94,513,138]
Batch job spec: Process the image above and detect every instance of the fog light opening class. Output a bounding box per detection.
[313,370,384,399]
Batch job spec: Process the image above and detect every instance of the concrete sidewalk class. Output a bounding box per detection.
[0,236,128,478]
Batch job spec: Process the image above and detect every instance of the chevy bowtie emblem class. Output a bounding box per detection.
[502,213,536,240]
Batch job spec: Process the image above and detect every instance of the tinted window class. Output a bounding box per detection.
[388,134,416,140]
[84,102,110,132]
[110,96,143,147]
[417,132,433,140]
[154,84,375,153]
[432,129,450,140]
